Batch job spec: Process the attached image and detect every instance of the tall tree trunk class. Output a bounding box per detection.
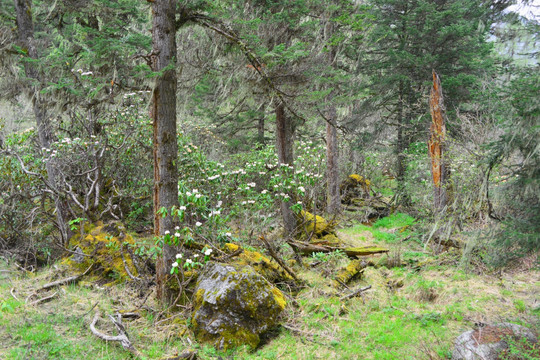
[14,0,72,245]
[396,81,410,206]
[275,102,296,236]
[151,0,179,305]
[257,116,265,146]
[325,19,341,215]
[428,70,449,213]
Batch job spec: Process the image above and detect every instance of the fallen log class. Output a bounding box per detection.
[291,240,389,258]
[343,247,389,257]
[333,259,369,288]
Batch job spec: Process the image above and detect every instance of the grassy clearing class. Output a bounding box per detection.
[0,218,538,359]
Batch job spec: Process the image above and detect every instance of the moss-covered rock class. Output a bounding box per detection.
[297,210,337,237]
[223,243,293,283]
[192,262,286,350]
[61,222,139,282]
[314,234,342,246]
[341,174,371,203]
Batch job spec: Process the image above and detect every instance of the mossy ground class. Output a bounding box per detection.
[0,215,538,359]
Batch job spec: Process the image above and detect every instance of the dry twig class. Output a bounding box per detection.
[340,285,372,301]
[29,291,58,306]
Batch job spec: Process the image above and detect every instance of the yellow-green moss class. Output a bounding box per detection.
[272,287,287,310]
[333,259,366,287]
[344,246,389,257]
[63,222,139,282]
[297,210,337,236]
[317,233,342,246]
[223,243,293,283]
[224,243,239,252]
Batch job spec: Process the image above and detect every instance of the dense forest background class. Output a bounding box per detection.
[1,0,537,270]
[0,0,538,358]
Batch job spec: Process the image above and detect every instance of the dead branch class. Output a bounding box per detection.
[215,248,243,262]
[90,311,140,356]
[340,285,372,301]
[38,264,94,291]
[10,288,20,301]
[259,236,299,282]
[120,245,142,281]
[29,291,58,306]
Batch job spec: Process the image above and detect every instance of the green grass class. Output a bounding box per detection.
[340,212,418,244]
[373,212,416,229]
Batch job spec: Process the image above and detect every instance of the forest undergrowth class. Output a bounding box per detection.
[1,214,537,360]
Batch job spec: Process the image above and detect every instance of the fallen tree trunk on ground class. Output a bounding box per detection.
[333,259,372,288]
[291,240,389,258]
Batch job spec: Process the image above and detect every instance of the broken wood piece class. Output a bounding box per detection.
[340,285,372,301]
[333,259,368,288]
[39,264,94,291]
[29,291,58,306]
[90,311,140,356]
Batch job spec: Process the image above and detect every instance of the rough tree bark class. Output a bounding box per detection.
[151,0,180,304]
[275,102,296,236]
[324,19,341,215]
[428,70,449,212]
[14,0,72,245]
[257,116,265,146]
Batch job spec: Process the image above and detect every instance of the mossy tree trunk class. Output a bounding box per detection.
[14,0,73,245]
[151,0,180,305]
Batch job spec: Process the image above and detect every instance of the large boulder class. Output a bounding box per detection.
[452,323,537,360]
[192,262,286,350]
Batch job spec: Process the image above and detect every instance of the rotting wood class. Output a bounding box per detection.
[333,259,369,288]
[291,240,389,258]
[428,70,450,212]
[340,285,372,301]
[90,311,140,356]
